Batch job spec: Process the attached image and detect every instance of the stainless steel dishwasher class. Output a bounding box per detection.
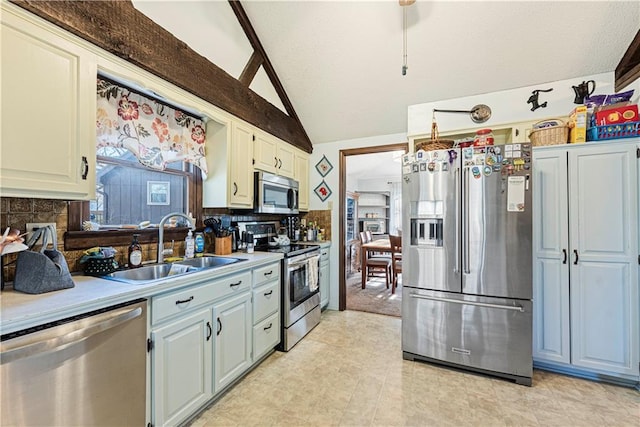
[0,299,147,426]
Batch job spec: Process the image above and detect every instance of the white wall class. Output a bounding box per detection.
[408,71,639,136]
[313,71,640,312]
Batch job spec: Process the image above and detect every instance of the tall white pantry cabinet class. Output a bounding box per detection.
[533,139,639,383]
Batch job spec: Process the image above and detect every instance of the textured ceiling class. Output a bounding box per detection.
[134,1,639,145]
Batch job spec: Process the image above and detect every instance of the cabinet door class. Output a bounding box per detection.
[569,143,639,375]
[230,122,254,207]
[532,148,570,364]
[213,292,252,392]
[277,142,295,178]
[319,261,330,310]
[1,8,96,200]
[295,150,309,211]
[254,132,278,174]
[151,308,213,427]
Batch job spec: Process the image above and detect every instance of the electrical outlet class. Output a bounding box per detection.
[26,222,56,241]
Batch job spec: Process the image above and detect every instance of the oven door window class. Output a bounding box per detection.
[289,262,316,309]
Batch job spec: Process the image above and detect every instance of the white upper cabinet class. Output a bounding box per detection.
[202,118,254,208]
[1,5,96,200]
[294,148,310,211]
[254,131,295,178]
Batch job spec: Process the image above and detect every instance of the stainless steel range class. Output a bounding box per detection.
[238,222,321,351]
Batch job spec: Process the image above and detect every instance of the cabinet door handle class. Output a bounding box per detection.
[230,280,242,287]
[81,156,89,180]
[206,321,212,341]
[216,317,222,336]
[264,290,273,297]
[562,249,567,264]
[573,250,579,265]
[264,270,273,276]
[233,182,238,195]
[278,158,282,169]
[263,323,273,331]
[175,296,194,305]
[274,157,278,168]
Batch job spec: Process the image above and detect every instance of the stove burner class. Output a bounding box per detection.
[254,244,318,257]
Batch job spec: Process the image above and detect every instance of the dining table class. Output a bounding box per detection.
[361,238,392,286]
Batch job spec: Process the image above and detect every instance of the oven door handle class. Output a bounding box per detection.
[287,259,309,269]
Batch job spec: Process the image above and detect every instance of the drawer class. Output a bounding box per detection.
[253,280,280,324]
[320,248,329,265]
[252,262,280,287]
[152,271,251,325]
[253,312,280,361]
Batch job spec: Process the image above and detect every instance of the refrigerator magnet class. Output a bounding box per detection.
[483,165,492,176]
[472,166,481,178]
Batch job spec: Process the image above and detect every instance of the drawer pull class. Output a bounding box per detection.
[263,290,273,297]
[230,280,242,287]
[175,296,194,305]
[264,270,273,276]
[263,323,273,331]
[217,317,222,336]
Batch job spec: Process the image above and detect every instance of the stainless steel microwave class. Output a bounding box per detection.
[254,171,299,214]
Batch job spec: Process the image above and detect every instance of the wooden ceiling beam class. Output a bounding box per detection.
[228,0,313,148]
[240,51,263,86]
[11,0,313,153]
[615,29,640,92]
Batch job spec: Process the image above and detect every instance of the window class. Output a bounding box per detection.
[66,76,207,248]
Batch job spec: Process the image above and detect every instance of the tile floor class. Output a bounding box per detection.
[190,310,639,427]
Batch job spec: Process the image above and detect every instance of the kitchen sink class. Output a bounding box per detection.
[174,256,247,269]
[101,256,246,284]
[103,263,192,284]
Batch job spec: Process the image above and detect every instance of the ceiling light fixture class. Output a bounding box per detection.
[399,0,415,76]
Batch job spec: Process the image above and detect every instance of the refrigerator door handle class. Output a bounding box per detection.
[454,166,460,273]
[463,168,470,274]
[409,293,525,312]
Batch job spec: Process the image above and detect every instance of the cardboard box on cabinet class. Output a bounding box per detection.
[594,104,638,125]
[569,105,587,143]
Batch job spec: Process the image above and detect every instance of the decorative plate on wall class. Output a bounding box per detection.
[314,180,332,201]
[315,155,333,177]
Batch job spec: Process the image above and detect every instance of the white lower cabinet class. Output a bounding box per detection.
[213,292,252,393]
[319,245,330,309]
[533,139,639,382]
[150,263,282,426]
[151,308,213,427]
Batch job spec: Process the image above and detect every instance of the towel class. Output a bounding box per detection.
[307,255,320,292]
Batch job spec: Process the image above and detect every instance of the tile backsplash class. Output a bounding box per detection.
[1,197,332,282]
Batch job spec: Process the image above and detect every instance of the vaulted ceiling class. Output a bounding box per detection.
[132,1,639,146]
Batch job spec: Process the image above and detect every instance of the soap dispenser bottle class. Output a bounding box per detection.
[128,234,142,268]
[184,230,195,259]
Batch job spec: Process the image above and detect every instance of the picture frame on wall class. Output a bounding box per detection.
[315,155,333,177]
[147,181,170,205]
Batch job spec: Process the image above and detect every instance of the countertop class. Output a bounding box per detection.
[0,251,283,335]
[297,240,331,248]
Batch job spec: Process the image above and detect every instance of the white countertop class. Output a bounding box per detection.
[1,251,283,335]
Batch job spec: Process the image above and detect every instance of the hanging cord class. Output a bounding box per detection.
[402,6,408,75]
[431,111,440,142]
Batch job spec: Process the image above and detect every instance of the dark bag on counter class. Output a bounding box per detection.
[14,225,74,294]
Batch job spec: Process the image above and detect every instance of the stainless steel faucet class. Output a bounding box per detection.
[157,212,196,263]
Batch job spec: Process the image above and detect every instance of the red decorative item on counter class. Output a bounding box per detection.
[473,128,494,146]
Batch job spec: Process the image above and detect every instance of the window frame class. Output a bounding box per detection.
[65,157,203,251]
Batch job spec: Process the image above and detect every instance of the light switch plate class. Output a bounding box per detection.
[26,222,56,241]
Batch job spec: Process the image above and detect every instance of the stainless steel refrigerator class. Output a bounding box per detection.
[401,144,533,385]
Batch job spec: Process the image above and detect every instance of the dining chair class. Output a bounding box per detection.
[389,234,402,294]
[360,232,391,289]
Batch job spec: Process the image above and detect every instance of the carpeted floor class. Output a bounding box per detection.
[345,273,402,317]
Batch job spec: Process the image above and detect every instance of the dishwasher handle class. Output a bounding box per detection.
[0,305,143,364]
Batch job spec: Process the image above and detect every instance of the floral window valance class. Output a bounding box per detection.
[96,77,208,175]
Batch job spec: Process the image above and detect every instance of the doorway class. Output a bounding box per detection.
[338,143,408,313]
